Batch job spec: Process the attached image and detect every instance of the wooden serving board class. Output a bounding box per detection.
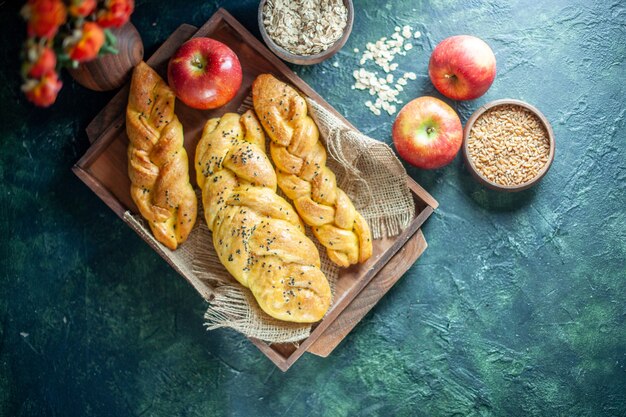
[74,9,438,371]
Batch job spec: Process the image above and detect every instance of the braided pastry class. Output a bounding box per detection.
[252,74,373,267]
[126,62,197,250]
[195,111,331,323]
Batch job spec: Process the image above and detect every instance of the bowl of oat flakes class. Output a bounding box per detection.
[258,0,354,65]
[463,99,555,192]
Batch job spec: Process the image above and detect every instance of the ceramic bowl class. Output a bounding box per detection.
[462,99,555,192]
[258,0,354,65]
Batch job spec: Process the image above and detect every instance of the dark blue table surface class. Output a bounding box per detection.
[1,1,625,416]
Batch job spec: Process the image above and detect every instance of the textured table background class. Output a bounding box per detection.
[1,0,625,416]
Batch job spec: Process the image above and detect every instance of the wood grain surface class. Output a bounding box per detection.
[307,229,428,357]
[74,10,437,371]
[67,23,144,91]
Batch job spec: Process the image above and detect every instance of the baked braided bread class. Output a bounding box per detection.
[126,62,197,250]
[252,74,373,267]
[195,111,331,323]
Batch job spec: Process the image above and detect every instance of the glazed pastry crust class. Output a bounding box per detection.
[126,62,197,250]
[252,74,372,267]
[195,111,331,323]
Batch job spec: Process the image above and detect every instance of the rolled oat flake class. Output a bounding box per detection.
[263,0,348,56]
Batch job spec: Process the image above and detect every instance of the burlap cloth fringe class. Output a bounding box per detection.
[124,98,415,343]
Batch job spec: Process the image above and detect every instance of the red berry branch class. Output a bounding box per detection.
[20,0,135,107]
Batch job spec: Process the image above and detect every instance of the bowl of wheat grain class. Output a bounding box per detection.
[463,99,555,192]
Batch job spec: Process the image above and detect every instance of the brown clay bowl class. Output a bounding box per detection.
[462,99,555,192]
[258,0,354,65]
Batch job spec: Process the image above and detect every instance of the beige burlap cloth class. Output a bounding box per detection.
[124,98,415,343]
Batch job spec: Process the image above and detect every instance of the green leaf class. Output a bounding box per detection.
[104,29,118,48]
[99,44,119,55]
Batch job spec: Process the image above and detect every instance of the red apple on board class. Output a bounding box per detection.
[428,35,496,101]
[392,96,463,169]
[167,37,242,110]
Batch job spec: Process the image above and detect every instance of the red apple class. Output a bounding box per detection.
[167,38,242,110]
[392,96,463,169]
[428,35,496,101]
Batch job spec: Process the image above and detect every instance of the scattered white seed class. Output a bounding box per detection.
[332,61,339,68]
[350,26,424,116]
[414,31,421,38]
[402,25,412,39]
[353,48,359,53]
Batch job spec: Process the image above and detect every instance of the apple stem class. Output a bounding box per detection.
[427,127,435,135]
[191,57,203,70]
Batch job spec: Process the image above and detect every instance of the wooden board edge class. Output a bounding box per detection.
[248,202,434,370]
[191,8,231,39]
[250,338,291,372]
[211,8,357,131]
[73,166,214,301]
[86,23,199,144]
[72,165,126,218]
[213,9,438,213]
[122,215,215,302]
[270,205,434,370]
[85,85,129,144]
[407,176,438,210]
[307,229,428,357]
[78,117,127,170]
[74,9,440,372]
